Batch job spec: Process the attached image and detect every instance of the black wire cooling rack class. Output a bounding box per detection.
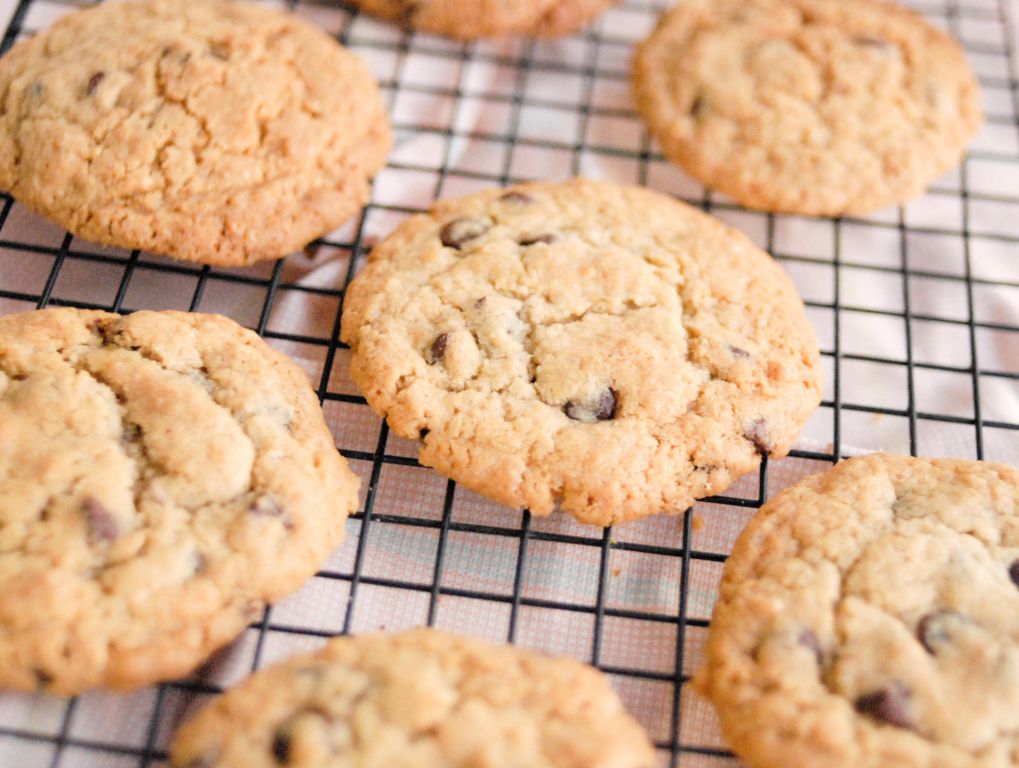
[0,0,1018,766]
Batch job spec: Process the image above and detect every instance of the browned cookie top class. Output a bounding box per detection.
[0,309,359,694]
[0,0,391,265]
[699,454,1019,768]
[634,0,982,216]
[341,179,822,526]
[348,0,616,39]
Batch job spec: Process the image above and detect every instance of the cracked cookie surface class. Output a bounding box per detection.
[0,308,359,694]
[698,454,1019,768]
[633,0,982,216]
[0,0,391,266]
[341,179,822,526]
[170,628,656,768]
[347,0,616,39]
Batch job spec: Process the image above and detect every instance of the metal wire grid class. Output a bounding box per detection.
[0,0,1016,765]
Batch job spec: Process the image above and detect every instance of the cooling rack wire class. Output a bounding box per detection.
[0,0,1017,765]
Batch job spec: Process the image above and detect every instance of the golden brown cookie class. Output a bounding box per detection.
[633,0,982,216]
[170,628,657,768]
[0,309,359,694]
[698,454,1019,768]
[0,0,391,265]
[341,179,822,526]
[348,0,616,39]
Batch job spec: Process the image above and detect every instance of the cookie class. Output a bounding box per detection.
[0,308,359,694]
[170,627,656,768]
[0,0,391,266]
[633,0,983,216]
[347,0,616,39]
[697,453,1019,768]
[341,179,822,526]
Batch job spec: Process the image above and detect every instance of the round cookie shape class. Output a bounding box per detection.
[170,628,657,768]
[348,0,616,39]
[633,0,982,216]
[698,454,1019,768]
[0,309,359,694]
[0,0,391,266]
[341,179,822,526]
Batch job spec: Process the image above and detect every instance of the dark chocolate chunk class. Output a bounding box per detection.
[271,729,292,764]
[86,71,105,95]
[564,388,618,423]
[917,609,965,654]
[83,497,118,541]
[798,629,823,663]
[743,418,773,455]
[427,333,449,364]
[440,217,490,249]
[519,234,557,246]
[1009,559,1019,589]
[32,668,53,688]
[500,191,535,205]
[854,682,913,729]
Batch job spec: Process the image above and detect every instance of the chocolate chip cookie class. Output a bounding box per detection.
[0,0,391,266]
[347,0,616,39]
[0,309,359,694]
[341,179,822,526]
[698,453,1019,768]
[634,0,983,216]
[170,628,656,768]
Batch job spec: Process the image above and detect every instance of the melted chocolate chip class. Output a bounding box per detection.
[427,333,449,364]
[917,610,965,654]
[271,730,291,764]
[440,217,490,249]
[743,419,773,455]
[798,629,823,663]
[419,428,430,440]
[86,71,105,95]
[1009,559,1019,589]
[83,497,118,541]
[854,682,912,729]
[32,668,53,688]
[564,388,618,423]
[519,234,557,246]
[499,191,535,205]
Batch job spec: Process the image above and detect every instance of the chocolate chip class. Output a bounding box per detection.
[564,388,617,423]
[86,71,105,95]
[519,234,557,246]
[729,345,750,358]
[427,333,449,364]
[499,191,535,205]
[1009,559,1019,589]
[83,497,118,541]
[32,668,53,689]
[271,729,292,764]
[419,428,430,440]
[854,682,913,729]
[917,610,967,654]
[743,418,772,455]
[798,629,823,663]
[121,423,142,445]
[474,297,487,309]
[440,217,490,249]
